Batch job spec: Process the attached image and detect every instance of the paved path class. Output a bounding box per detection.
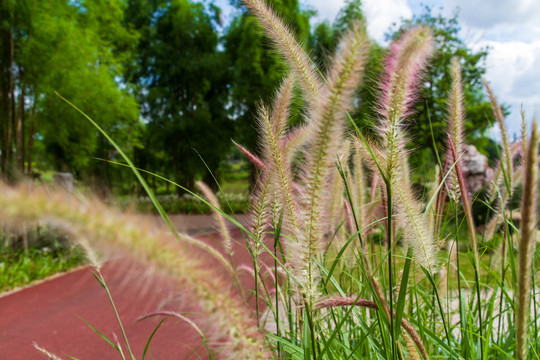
[0,215,261,360]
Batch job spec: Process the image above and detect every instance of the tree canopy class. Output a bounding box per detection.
[0,0,140,187]
[126,0,231,191]
[0,0,499,194]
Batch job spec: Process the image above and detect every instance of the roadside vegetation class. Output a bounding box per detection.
[0,230,85,293]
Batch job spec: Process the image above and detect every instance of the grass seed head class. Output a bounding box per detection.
[0,184,270,360]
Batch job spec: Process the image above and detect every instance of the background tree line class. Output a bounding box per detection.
[0,0,496,195]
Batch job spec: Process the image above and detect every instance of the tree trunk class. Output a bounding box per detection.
[6,24,15,177]
[16,81,24,173]
[0,3,5,174]
[26,98,36,176]
[0,21,12,174]
[0,23,16,178]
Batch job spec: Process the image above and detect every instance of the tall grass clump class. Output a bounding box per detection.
[1,1,540,359]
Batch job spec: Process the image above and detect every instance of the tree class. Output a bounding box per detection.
[0,0,140,189]
[126,0,232,191]
[309,0,365,68]
[0,0,17,176]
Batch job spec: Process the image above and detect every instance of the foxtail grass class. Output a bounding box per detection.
[516,121,538,360]
[196,181,234,259]
[0,185,269,360]
[445,56,465,201]
[374,26,437,272]
[241,0,322,97]
[293,22,369,307]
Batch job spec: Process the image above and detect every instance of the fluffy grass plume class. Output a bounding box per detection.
[33,342,63,360]
[375,26,437,271]
[445,56,465,201]
[448,138,478,259]
[196,181,234,258]
[516,121,538,360]
[483,144,524,241]
[0,184,269,360]
[376,26,433,178]
[351,141,367,232]
[484,79,513,190]
[270,74,295,135]
[295,22,369,305]
[241,0,322,97]
[256,77,299,232]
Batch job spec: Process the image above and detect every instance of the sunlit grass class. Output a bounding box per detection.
[0,237,85,292]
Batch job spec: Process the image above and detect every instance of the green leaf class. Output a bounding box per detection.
[303,310,312,360]
[394,247,412,340]
[78,316,121,353]
[142,318,167,360]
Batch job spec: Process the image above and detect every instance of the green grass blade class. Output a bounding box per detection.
[316,293,367,360]
[91,271,106,289]
[65,355,83,360]
[79,316,121,353]
[420,266,452,353]
[394,247,412,340]
[56,93,176,242]
[347,113,388,185]
[323,232,359,289]
[302,309,312,360]
[265,333,304,359]
[142,318,167,360]
[92,269,136,360]
[423,156,460,218]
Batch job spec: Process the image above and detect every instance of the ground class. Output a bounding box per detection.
[0,214,256,360]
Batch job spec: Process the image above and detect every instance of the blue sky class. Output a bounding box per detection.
[213,0,540,139]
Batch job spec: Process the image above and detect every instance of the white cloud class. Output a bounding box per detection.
[477,40,540,136]
[441,0,540,138]
[473,41,538,98]
[304,0,345,24]
[363,0,412,43]
[442,0,540,29]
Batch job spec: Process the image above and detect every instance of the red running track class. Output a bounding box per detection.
[0,228,267,359]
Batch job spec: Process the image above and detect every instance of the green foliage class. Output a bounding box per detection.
[0,231,86,292]
[309,0,365,66]
[126,0,232,191]
[1,0,140,182]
